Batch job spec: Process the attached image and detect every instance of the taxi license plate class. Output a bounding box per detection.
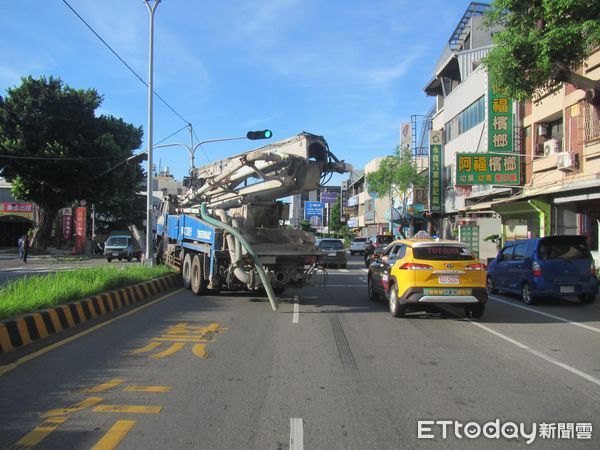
[560,286,575,294]
[438,275,459,284]
[327,252,336,257]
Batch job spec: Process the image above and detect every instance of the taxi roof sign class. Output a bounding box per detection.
[413,230,431,239]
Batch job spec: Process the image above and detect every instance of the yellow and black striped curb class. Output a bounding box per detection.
[0,274,181,355]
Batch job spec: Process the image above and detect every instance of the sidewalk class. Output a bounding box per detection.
[0,247,101,269]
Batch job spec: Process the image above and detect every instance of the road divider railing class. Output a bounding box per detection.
[0,273,181,355]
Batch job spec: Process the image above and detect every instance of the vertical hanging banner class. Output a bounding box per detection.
[75,206,87,253]
[400,122,412,150]
[488,82,513,153]
[429,130,443,213]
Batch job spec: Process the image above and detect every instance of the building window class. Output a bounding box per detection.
[581,101,600,143]
[444,96,485,142]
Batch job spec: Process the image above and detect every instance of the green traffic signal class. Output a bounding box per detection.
[246,129,273,140]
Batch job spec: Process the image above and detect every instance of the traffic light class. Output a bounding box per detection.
[246,129,273,140]
[126,152,148,164]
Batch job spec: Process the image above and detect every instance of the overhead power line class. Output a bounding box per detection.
[0,127,189,162]
[61,0,190,125]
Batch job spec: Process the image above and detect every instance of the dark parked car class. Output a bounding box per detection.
[318,238,347,268]
[364,234,394,265]
[487,235,598,305]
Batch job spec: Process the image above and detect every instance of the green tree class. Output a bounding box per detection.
[366,146,426,237]
[482,0,600,101]
[328,195,344,234]
[0,76,143,249]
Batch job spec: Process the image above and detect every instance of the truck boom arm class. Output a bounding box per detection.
[180,132,351,209]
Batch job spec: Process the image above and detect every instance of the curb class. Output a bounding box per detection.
[0,273,181,355]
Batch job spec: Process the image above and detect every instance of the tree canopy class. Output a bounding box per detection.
[482,0,600,101]
[0,76,144,248]
[366,146,426,200]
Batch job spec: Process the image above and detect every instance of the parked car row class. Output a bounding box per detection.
[366,233,598,320]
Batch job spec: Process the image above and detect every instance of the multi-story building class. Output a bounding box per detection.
[492,50,600,261]
[423,2,512,259]
[345,159,392,236]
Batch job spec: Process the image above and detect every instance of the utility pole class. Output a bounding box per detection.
[144,0,160,265]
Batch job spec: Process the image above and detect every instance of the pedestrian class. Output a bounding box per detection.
[22,235,30,263]
[17,235,24,260]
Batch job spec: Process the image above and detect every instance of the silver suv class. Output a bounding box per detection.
[350,237,368,255]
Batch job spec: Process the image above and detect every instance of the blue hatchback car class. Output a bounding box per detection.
[487,235,598,305]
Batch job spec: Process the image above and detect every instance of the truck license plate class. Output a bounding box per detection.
[560,286,575,294]
[438,275,459,285]
[112,252,119,257]
[327,252,336,257]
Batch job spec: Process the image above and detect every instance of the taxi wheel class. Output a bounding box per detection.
[466,304,485,319]
[521,282,535,305]
[487,276,498,295]
[368,277,379,301]
[389,285,406,318]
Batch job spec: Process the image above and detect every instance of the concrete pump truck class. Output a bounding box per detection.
[153,132,352,310]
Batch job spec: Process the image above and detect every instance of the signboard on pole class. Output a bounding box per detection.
[61,208,72,242]
[0,202,33,220]
[429,130,443,213]
[304,201,324,227]
[455,153,519,185]
[321,191,338,204]
[488,81,513,153]
[75,206,87,253]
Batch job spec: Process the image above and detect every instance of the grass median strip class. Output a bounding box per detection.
[0,265,174,320]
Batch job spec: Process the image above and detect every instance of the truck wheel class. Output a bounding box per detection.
[191,254,206,295]
[182,253,192,290]
[106,258,112,263]
[127,255,132,262]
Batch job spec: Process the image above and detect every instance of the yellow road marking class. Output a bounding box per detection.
[60,306,75,328]
[192,344,210,359]
[42,397,103,418]
[47,309,63,333]
[32,315,49,339]
[154,337,212,343]
[130,341,162,355]
[8,416,67,450]
[0,289,183,376]
[123,386,172,393]
[81,378,125,393]
[93,405,162,414]
[0,324,14,352]
[75,303,86,323]
[151,342,185,359]
[16,319,32,346]
[91,420,136,450]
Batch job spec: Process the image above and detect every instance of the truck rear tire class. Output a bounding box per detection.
[191,254,206,295]
[182,253,192,290]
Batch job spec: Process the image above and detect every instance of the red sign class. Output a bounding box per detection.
[1,202,34,219]
[74,207,87,253]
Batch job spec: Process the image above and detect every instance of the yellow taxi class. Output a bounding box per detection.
[367,232,487,318]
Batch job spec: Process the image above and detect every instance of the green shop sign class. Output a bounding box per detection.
[429,130,443,213]
[488,82,513,153]
[455,153,520,186]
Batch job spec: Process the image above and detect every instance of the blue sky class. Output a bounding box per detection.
[0,0,468,184]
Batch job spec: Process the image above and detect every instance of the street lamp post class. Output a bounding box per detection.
[144,0,160,265]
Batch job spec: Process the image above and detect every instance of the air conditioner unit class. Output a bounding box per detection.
[557,152,576,171]
[543,139,559,156]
